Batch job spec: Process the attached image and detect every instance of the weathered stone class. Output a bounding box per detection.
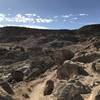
[54,49,74,65]
[0,81,14,95]
[72,52,100,63]
[0,95,13,100]
[93,41,100,50]
[30,56,55,72]
[11,70,24,82]
[78,66,89,76]
[67,80,91,94]
[57,60,88,80]
[25,68,42,81]
[44,80,54,96]
[56,80,86,100]
[92,62,100,73]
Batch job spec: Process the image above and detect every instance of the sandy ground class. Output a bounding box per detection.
[30,70,57,100]
[12,68,57,100]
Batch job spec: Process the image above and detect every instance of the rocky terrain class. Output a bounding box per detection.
[0,24,100,100]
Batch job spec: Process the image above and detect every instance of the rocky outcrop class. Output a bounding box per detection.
[25,68,42,81]
[72,52,100,63]
[92,59,100,73]
[0,95,13,100]
[44,80,54,96]
[0,24,100,100]
[0,80,14,95]
[0,48,9,56]
[30,56,55,72]
[54,49,74,65]
[11,70,24,82]
[56,80,90,100]
[93,41,100,50]
[57,60,88,80]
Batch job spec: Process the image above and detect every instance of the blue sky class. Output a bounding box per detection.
[0,0,100,29]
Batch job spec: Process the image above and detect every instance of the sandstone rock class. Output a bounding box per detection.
[95,92,100,100]
[11,70,24,82]
[57,94,84,100]
[0,95,13,100]
[0,80,14,95]
[25,68,42,81]
[47,40,72,48]
[72,52,100,63]
[13,46,25,52]
[92,60,100,73]
[93,41,100,50]
[78,66,89,76]
[44,80,54,96]
[54,49,74,65]
[30,56,55,72]
[25,55,55,81]
[56,80,86,100]
[0,48,9,56]
[22,93,30,98]
[57,60,88,80]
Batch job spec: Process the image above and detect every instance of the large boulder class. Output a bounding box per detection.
[54,49,74,65]
[0,80,14,95]
[93,41,100,50]
[25,56,55,81]
[30,56,55,72]
[92,59,100,73]
[0,48,9,56]
[56,80,90,100]
[46,40,72,48]
[92,63,100,73]
[57,60,88,80]
[25,68,42,81]
[72,52,100,63]
[0,95,13,100]
[67,80,91,94]
[11,70,24,82]
[44,80,54,96]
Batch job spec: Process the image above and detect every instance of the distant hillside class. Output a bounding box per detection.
[0,24,100,100]
[0,24,100,44]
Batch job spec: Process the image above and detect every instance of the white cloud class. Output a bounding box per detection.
[79,13,88,16]
[0,24,4,27]
[25,13,36,17]
[0,13,5,17]
[32,14,37,16]
[62,13,88,23]
[30,25,48,29]
[71,17,78,20]
[5,17,15,22]
[62,14,73,18]
[53,16,58,18]
[25,14,33,17]
[7,14,12,16]
[0,13,6,22]
[25,13,37,17]
[35,18,53,23]
[63,17,78,23]
[15,14,33,23]
[0,13,53,24]
[0,12,89,26]
[0,17,4,22]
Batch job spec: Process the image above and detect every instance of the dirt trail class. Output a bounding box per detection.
[30,70,57,100]
[30,82,44,100]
